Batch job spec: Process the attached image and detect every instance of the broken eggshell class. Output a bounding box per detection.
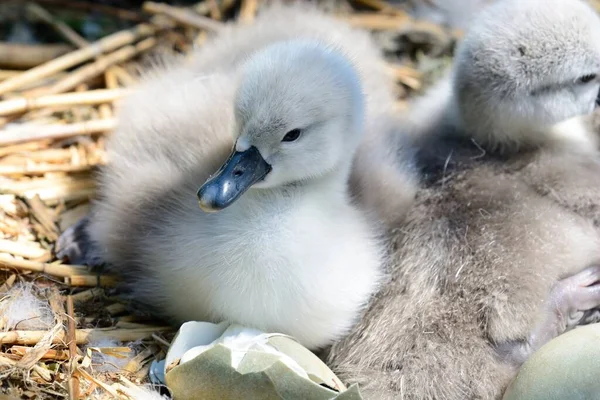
[153,321,362,400]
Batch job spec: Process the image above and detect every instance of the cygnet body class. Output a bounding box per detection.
[55,4,397,350]
[327,0,600,398]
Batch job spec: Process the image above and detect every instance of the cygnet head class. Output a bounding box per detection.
[451,0,600,151]
[198,40,364,212]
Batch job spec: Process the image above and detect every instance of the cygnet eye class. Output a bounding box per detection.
[578,74,597,84]
[282,128,302,142]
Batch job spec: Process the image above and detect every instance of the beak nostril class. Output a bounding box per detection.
[233,169,244,177]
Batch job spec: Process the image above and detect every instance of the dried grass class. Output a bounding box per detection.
[0,0,452,398]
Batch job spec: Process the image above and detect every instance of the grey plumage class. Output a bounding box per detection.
[55,3,409,351]
[326,0,600,398]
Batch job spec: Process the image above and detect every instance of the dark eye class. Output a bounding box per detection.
[578,74,597,84]
[282,129,302,142]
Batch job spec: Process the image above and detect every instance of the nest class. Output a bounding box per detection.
[0,0,457,398]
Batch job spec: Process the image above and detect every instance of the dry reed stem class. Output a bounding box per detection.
[0,89,127,117]
[0,274,16,295]
[64,275,118,287]
[387,64,422,90]
[342,12,411,30]
[353,0,405,14]
[75,367,121,398]
[21,194,60,242]
[207,0,222,20]
[0,163,98,176]
[35,0,145,21]
[71,288,104,302]
[0,24,156,96]
[239,0,259,24]
[8,346,70,361]
[27,3,89,48]
[110,66,137,87]
[0,254,88,278]
[3,180,95,206]
[0,326,172,345]
[0,43,73,71]
[106,303,128,316]
[123,345,157,373]
[0,141,50,158]
[66,295,80,400]
[0,70,21,81]
[0,240,48,259]
[143,1,224,32]
[0,118,116,146]
[45,38,156,96]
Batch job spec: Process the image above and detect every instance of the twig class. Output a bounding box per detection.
[0,239,48,259]
[0,163,99,176]
[27,3,89,48]
[207,0,222,20]
[21,195,61,242]
[0,326,172,345]
[0,43,73,70]
[35,0,146,22]
[387,64,422,90]
[2,175,96,205]
[0,141,50,158]
[353,0,405,14]
[64,275,118,287]
[44,38,156,96]
[342,13,411,30]
[66,295,80,400]
[106,303,128,316]
[143,1,224,32]
[70,288,104,302]
[0,24,157,96]
[0,254,88,278]
[0,118,116,146]
[0,88,126,116]
[0,70,21,81]
[239,0,259,24]
[110,66,137,87]
[8,345,70,361]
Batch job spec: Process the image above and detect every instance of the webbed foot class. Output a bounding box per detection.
[496,265,600,365]
[54,216,105,268]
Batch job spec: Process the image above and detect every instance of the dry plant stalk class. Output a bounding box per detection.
[8,345,70,361]
[27,3,89,48]
[354,0,406,14]
[0,326,172,345]
[0,240,48,259]
[0,70,21,81]
[106,303,128,316]
[0,118,116,146]
[0,254,88,278]
[143,1,224,32]
[66,295,80,400]
[387,64,422,90]
[44,38,157,96]
[0,23,156,96]
[342,12,411,30]
[0,163,98,176]
[239,0,259,24]
[0,89,127,117]
[0,43,73,70]
[65,275,118,287]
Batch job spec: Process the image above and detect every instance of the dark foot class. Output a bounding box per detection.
[54,216,106,268]
[496,265,600,365]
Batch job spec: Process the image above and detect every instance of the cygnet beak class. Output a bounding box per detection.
[197,146,272,213]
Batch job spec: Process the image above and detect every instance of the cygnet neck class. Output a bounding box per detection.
[446,94,597,155]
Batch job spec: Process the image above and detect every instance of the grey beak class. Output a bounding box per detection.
[197,146,272,213]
